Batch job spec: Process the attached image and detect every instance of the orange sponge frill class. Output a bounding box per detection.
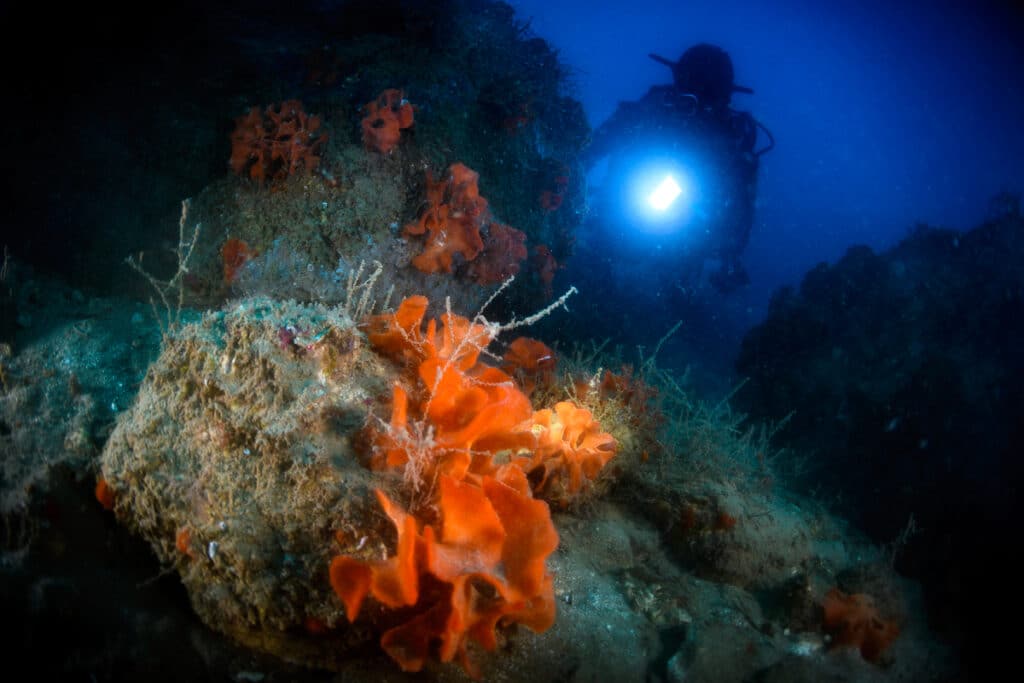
[364,297,617,501]
[361,88,415,154]
[370,366,534,483]
[366,298,494,370]
[822,588,901,662]
[502,336,556,396]
[529,401,618,508]
[331,476,558,677]
[365,295,429,365]
[404,163,487,274]
[420,361,535,457]
[340,295,619,676]
[366,297,533,483]
[468,222,528,285]
[229,99,326,184]
[330,489,419,620]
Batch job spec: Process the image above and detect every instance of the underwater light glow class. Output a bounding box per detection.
[609,151,702,238]
[648,175,682,211]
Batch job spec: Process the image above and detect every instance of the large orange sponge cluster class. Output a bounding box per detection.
[364,296,536,483]
[362,297,617,500]
[332,296,617,676]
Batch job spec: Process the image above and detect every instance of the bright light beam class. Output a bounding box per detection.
[647,175,682,211]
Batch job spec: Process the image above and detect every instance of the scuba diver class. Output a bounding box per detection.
[584,43,773,294]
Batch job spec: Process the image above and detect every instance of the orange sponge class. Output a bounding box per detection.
[502,336,556,396]
[345,295,620,675]
[361,89,414,154]
[822,588,900,662]
[404,164,487,274]
[331,477,557,677]
[529,401,618,507]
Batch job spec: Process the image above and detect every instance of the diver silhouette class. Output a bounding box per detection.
[584,43,773,295]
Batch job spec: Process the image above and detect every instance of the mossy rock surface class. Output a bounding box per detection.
[99,298,399,668]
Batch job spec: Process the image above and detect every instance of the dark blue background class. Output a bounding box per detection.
[512,0,1024,319]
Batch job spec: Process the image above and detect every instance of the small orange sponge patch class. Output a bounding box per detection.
[361,89,414,154]
[822,588,901,662]
[94,477,115,511]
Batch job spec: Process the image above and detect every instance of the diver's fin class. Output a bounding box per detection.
[648,53,675,68]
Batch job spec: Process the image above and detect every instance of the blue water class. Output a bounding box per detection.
[512,0,1024,316]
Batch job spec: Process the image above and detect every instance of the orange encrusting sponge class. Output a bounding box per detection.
[361,89,415,154]
[822,588,901,662]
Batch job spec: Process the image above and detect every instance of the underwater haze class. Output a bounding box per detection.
[1,1,1022,682]
[513,0,1024,314]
